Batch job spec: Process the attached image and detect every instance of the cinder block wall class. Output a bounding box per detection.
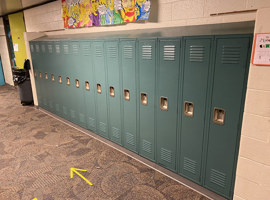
[234,8,270,200]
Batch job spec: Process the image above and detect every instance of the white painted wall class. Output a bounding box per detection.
[0,17,13,86]
[234,7,270,200]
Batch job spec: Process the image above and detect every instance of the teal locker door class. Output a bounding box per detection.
[80,41,96,132]
[69,41,87,128]
[138,39,156,161]
[61,41,71,121]
[30,42,42,107]
[93,41,109,138]
[120,39,137,152]
[156,38,180,171]
[35,42,47,110]
[53,41,62,116]
[105,40,122,144]
[204,36,251,198]
[179,37,212,183]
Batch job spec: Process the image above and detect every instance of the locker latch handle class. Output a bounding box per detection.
[85,81,90,91]
[34,71,37,77]
[160,97,168,111]
[141,93,147,105]
[110,86,115,97]
[45,73,48,80]
[51,74,55,81]
[66,77,70,86]
[97,84,102,94]
[213,108,225,125]
[184,102,194,117]
[75,79,79,88]
[58,76,62,84]
[124,89,130,101]
[39,72,42,78]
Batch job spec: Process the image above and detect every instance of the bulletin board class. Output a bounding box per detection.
[252,33,270,66]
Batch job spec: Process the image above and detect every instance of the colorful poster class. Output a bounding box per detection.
[62,0,151,28]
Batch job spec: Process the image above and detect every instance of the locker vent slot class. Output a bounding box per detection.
[30,44,34,52]
[88,118,96,129]
[124,46,133,59]
[161,148,172,163]
[210,169,226,188]
[183,157,197,174]
[221,46,241,64]
[63,106,68,115]
[112,127,120,139]
[55,45,60,54]
[35,44,40,53]
[70,109,76,119]
[108,46,117,58]
[55,104,60,112]
[41,44,46,53]
[63,45,69,54]
[95,47,103,57]
[48,45,53,54]
[99,122,107,133]
[142,140,152,154]
[79,113,85,123]
[72,44,79,54]
[163,45,175,61]
[82,44,91,56]
[126,132,135,146]
[142,45,152,60]
[189,45,205,62]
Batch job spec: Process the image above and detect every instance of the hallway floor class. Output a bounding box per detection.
[0,85,209,200]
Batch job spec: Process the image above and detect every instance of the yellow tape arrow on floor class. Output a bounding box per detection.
[70,168,93,186]
[32,198,37,200]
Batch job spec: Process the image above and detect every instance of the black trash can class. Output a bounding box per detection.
[12,68,33,106]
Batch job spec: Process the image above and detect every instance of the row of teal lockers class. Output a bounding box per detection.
[30,34,252,199]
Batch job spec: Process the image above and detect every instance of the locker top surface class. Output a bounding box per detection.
[31,21,254,42]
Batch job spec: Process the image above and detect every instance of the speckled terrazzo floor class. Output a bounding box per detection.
[0,85,210,200]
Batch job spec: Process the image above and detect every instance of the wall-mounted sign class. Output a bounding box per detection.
[62,0,151,28]
[252,33,270,66]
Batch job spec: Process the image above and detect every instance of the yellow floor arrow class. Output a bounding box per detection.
[70,168,93,186]
[32,198,38,200]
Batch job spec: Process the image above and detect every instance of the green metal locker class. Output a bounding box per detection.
[69,40,87,128]
[36,41,48,110]
[204,36,251,198]
[138,38,156,161]
[120,39,137,152]
[30,41,42,107]
[105,40,122,144]
[156,38,181,171]
[93,41,109,138]
[61,40,71,121]
[53,41,62,116]
[179,37,212,183]
[80,40,97,132]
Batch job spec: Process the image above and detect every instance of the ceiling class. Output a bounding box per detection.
[0,0,56,17]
